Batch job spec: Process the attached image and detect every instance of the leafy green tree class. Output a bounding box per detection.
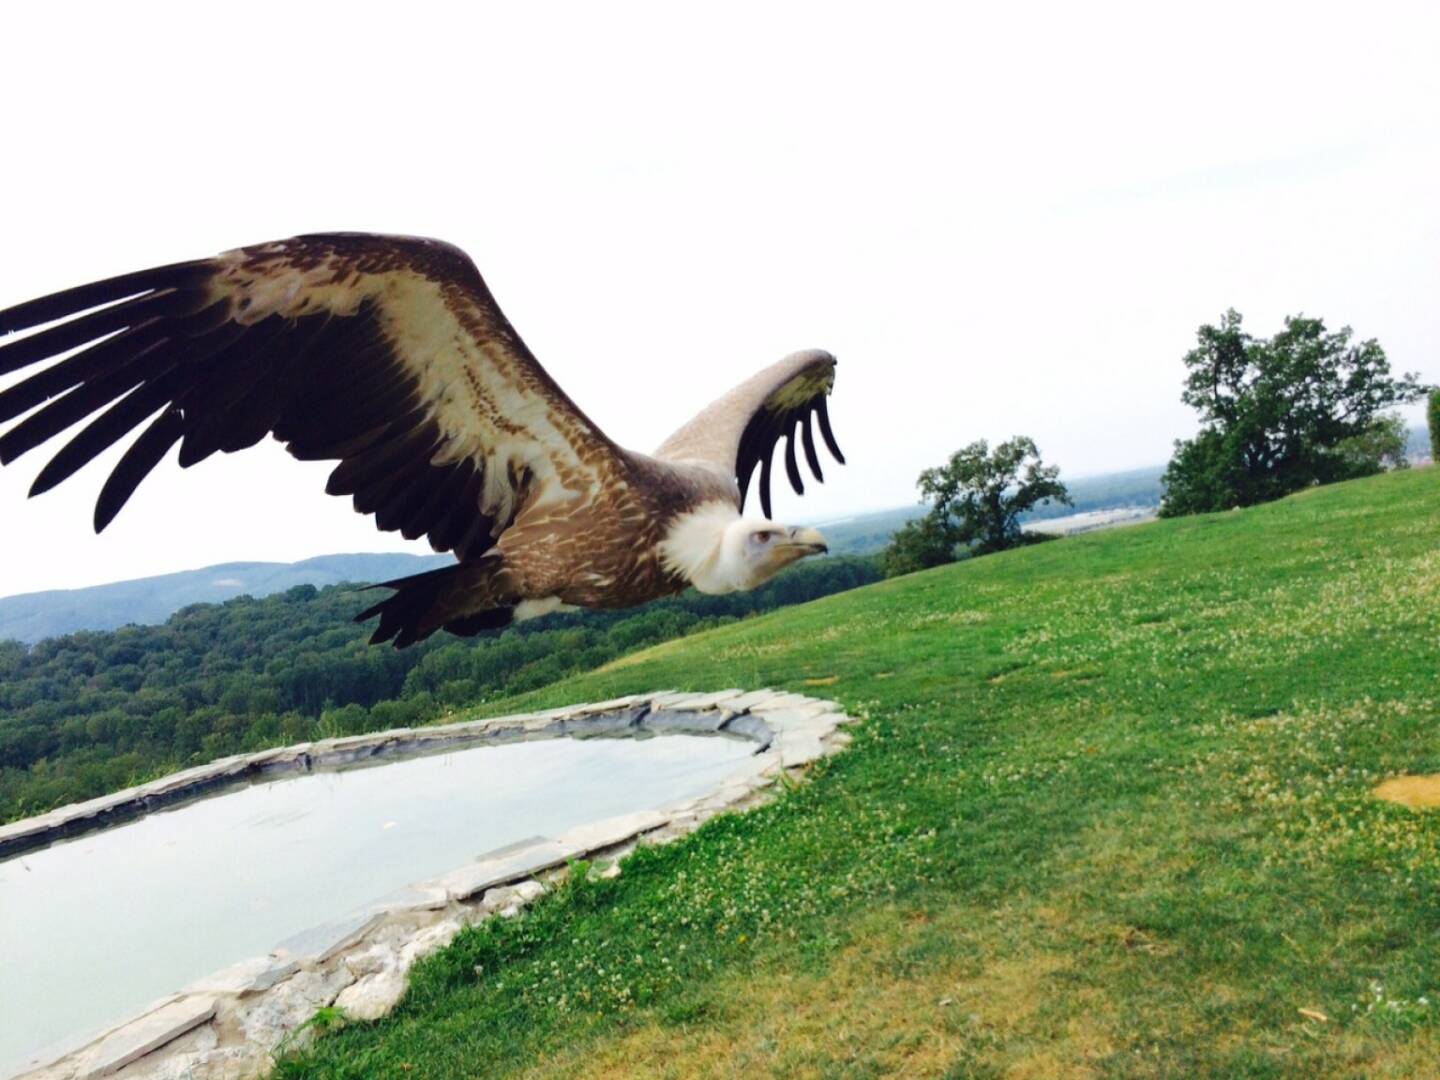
[884,437,1071,576]
[1333,414,1409,474]
[1429,389,1440,463]
[882,516,956,577]
[1160,310,1428,516]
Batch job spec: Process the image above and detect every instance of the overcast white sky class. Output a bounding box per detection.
[1,1,1436,596]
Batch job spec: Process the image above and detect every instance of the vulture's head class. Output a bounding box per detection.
[729,520,828,587]
[704,519,828,593]
[660,503,829,595]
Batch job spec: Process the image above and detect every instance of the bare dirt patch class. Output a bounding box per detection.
[1373,774,1440,809]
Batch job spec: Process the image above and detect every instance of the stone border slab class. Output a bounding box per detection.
[11,688,851,1080]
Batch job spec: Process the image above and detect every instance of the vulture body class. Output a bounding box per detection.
[0,234,844,646]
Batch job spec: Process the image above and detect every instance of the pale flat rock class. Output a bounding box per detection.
[562,694,647,716]
[752,703,831,725]
[399,918,465,968]
[75,996,216,1078]
[238,967,353,1047]
[184,955,298,996]
[766,711,840,743]
[313,731,403,753]
[132,1043,259,1080]
[272,911,383,964]
[695,783,754,811]
[437,838,573,900]
[701,693,747,711]
[778,732,827,768]
[723,688,782,712]
[475,834,551,861]
[334,967,407,1022]
[717,754,775,785]
[653,689,745,711]
[108,1019,220,1080]
[342,943,396,979]
[522,706,575,724]
[238,744,312,769]
[646,690,696,708]
[754,692,831,712]
[554,810,667,853]
[141,759,245,797]
[363,883,449,914]
[752,706,836,731]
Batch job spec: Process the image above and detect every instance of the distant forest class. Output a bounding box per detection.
[0,557,879,821]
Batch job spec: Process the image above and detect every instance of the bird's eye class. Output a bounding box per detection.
[753,532,772,545]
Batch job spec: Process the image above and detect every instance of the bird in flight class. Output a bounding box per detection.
[0,233,844,646]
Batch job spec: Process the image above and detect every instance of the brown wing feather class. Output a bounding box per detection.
[653,349,843,518]
[0,233,627,559]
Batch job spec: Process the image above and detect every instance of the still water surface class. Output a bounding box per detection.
[0,732,753,1076]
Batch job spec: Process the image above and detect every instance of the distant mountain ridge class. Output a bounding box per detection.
[0,553,452,644]
[6,438,1418,646]
[0,465,1173,644]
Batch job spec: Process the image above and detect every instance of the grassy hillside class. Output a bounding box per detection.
[274,467,1436,1077]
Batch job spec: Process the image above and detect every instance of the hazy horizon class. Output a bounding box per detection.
[2,2,1435,595]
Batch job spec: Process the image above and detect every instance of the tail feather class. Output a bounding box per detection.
[355,557,514,648]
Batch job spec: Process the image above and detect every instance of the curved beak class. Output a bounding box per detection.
[784,526,829,555]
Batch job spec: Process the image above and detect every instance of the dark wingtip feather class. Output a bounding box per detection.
[783,425,804,496]
[0,293,168,378]
[94,409,185,532]
[29,377,180,499]
[816,394,845,465]
[800,412,824,483]
[759,445,775,520]
[0,260,208,336]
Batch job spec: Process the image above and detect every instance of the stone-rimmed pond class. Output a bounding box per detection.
[2,689,851,1080]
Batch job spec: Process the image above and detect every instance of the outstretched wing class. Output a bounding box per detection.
[0,233,625,559]
[653,349,843,519]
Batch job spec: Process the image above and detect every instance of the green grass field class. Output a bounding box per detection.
[277,468,1439,1078]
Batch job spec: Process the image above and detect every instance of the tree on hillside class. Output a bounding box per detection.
[883,437,1071,577]
[1160,310,1429,517]
[1429,389,1440,463]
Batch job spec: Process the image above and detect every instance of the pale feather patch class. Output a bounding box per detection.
[209,247,604,526]
[658,501,741,593]
[765,365,835,411]
[514,596,578,622]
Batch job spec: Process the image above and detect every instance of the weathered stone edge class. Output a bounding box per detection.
[14,688,855,1080]
[0,690,749,859]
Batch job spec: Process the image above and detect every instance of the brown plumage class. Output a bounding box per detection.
[0,233,844,646]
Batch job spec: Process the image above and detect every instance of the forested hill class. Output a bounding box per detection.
[0,555,880,820]
[0,553,451,644]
